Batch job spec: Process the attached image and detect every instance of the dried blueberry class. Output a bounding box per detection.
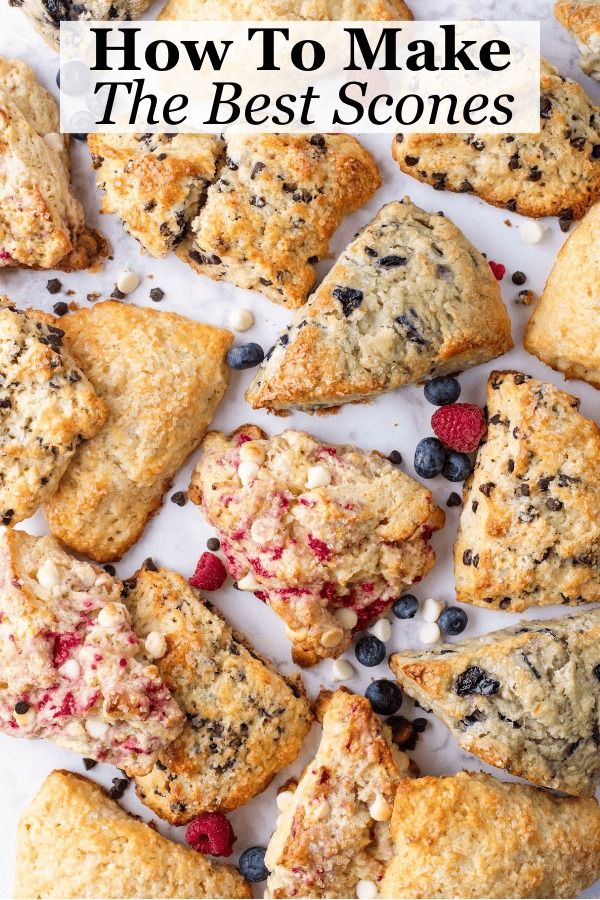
[455,666,499,696]
[377,255,407,268]
[227,343,264,370]
[393,594,419,619]
[365,680,402,715]
[424,376,461,406]
[355,635,386,668]
[414,437,445,479]
[333,286,363,317]
[239,847,269,882]
[438,607,468,635]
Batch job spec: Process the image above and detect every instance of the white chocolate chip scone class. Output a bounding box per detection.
[555,1,600,81]
[189,426,444,666]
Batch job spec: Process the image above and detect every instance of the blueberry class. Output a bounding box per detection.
[424,376,461,406]
[355,635,386,667]
[438,606,468,635]
[392,594,418,619]
[414,437,445,479]
[239,846,269,882]
[442,451,472,482]
[365,680,402,715]
[227,343,265,370]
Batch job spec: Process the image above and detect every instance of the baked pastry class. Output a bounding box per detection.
[14,770,251,899]
[555,1,600,80]
[525,202,600,388]
[45,301,232,561]
[10,0,152,50]
[159,0,413,21]
[128,566,312,823]
[189,426,443,666]
[392,60,600,220]
[390,607,600,797]
[180,133,381,308]
[382,771,600,898]
[265,688,413,899]
[0,300,107,525]
[246,199,512,413]
[88,133,223,257]
[454,371,600,610]
[0,529,183,775]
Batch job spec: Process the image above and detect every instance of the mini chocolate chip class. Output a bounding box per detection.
[142,557,158,571]
[207,537,220,551]
[570,136,586,151]
[103,564,116,575]
[592,145,600,159]
[2,509,13,525]
[307,256,318,264]
[364,247,378,257]
[546,498,563,511]
[388,450,402,465]
[144,199,157,212]
[82,758,97,770]
[540,96,552,118]
[14,700,29,715]
[479,482,495,497]
[189,250,221,266]
[155,153,166,161]
[53,301,69,316]
[463,549,473,566]
[508,152,521,170]
[499,598,512,609]
[458,180,473,192]
[149,288,164,302]
[404,155,419,166]
[507,459,515,473]
[309,134,326,148]
[46,279,62,294]
[250,161,265,179]
[109,777,130,800]
[112,287,126,300]
[517,483,530,497]
[447,492,462,507]
[471,500,479,512]
[505,199,517,212]
[171,491,187,506]
[511,271,526,285]
[528,167,542,181]
[250,195,266,208]
[593,664,600,681]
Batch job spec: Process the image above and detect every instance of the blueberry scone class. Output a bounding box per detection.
[14,770,251,899]
[390,608,600,797]
[10,0,151,51]
[555,1,600,81]
[392,61,600,221]
[0,529,184,775]
[88,133,223,257]
[189,426,443,666]
[127,566,312,823]
[454,371,600,611]
[159,0,413,22]
[382,772,600,899]
[246,200,512,413]
[45,301,232,561]
[0,300,107,525]
[180,133,381,308]
[525,202,600,388]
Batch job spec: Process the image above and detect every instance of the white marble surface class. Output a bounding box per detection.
[0,1,599,897]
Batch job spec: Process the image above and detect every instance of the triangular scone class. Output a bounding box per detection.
[390,608,600,797]
[555,1,600,81]
[454,371,600,610]
[128,566,312,823]
[160,0,412,21]
[265,689,413,899]
[179,133,381,308]
[88,133,223,257]
[45,301,232,561]
[525,202,600,388]
[12,0,151,50]
[14,770,251,899]
[382,772,600,899]
[392,61,600,220]
[246,200,512,412]
[189,426,443,666]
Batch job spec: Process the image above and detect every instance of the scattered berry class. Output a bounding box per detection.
[431,404,486,453]
[365,679,402,715]
[189,552,227,591]
[414,437,446,478]
[424,376,461,406]
[442,451,472,482]
[238,846,269,882]
[387,450,402,465]
[46,278,62,294]
[185,812,236,857]
[446,492,462,507]
[393,595,418,619]
[53,301,69,317]
[227,343,264,370]
[355,635,386,667]
[511,271,526,285]
[438,607,468,635]
[488,260,505,280]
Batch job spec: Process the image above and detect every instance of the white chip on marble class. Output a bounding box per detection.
[368,618,392,642]
[520,220,546,244]
[228,308,254,332]
[420,622,441,644]
[422,597,445,623]
[116,270,140,294]
[276,790,295,812]
[331,658,354,681]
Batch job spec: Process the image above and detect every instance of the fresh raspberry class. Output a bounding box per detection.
[488,260,506,280]
[185,812,236,857]
[431,404,487,453]
[189,552,227,591]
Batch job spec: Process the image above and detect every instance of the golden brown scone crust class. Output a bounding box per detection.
[382,771,600,899]
[555,1,600,80]
[14,0,152,50]
[159,0,412,22]
[45,302,232,561]
[525,202,600,388]
[14,769,251,899]
[392,60,600,220]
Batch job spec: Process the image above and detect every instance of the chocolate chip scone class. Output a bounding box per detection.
[390,608,600,797]
[555,1,600,81]
[392,60,600,221]
[0,529,184,775]
[180,133,381,308]
[127,566,312,823]
[189,426,443,666]
[11,0,151,50]
[246,199,512,413]
[159,0,413,21]
[525,202,600,388]
[454,371,600,610]
[382,772,600,899]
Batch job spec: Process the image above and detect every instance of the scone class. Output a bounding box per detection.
[14,770,251,899]
[0,529,183,775]
[382,771,600,899]
[189,426,443,666]
[45,301,232,561]
[454,371,600,610]
[88,133,223,257]
[389,608,600,797]
[128,566,312,823]
[10,0,151,50]
[555,1,600,80]
[246,199,512,413]
[392,60,600,220]
[265,689,413,899]
[159,0,413,21]
[180,133,381,308]
[0,300,107,525]
[525,202,600,388]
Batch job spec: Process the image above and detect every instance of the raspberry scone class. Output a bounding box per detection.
[0,529,184,775]
[128,566,312,823]
[525,202,600,388]
[180,133,381,308]
[45,301,232,561]
[0,300,107,525]
[14,771,251,899]
[390,608,600,797]
[11,0,151,50]
[266,689,413,899]
[189,427,443,666]
[392,61,600,221]
[246,200,512,413]
[555,1,600,81]
[454,371,600,611]
[159,0,412,21]
[382,772,600,899]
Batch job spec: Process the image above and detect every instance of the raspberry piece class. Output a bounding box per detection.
[431,404,487,453]
[189,552,227,591]
[50,632,81,668]
[488,260,506,280]
[185,812,236,856]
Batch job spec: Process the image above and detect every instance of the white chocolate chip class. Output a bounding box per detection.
[276,790,295,812]
[306,465,332,489]
[331,657,354,681]
[116,270,140,294]
[520,220,546,244]
[36,559,61,590]
[420,622,441,644]
[422,597,445,623]
[250,519,276,544]
[228,308,254,332]
[58,659,81,680]
[238,460,260,486]
[356,879,378,899]
[284,624,308,642]
[73,563,97,590]
[334,607,358,630]
[97,602,126,628]
[369,793,392,822]
[320,627,344,648]
[44,132,65,154]
[145,631,167,659]
[239,440,266,466]
[312,799,330,820]
[368,618,392,642]
[283,430,303,447]
[85,716,109,738]
[237,572,261,591]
